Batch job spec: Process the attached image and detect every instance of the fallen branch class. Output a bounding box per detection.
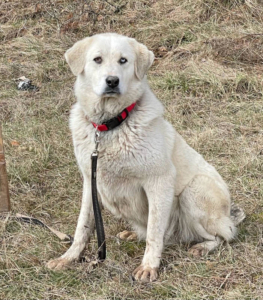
[0,124,10,213]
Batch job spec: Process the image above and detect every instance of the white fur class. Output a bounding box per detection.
[47,33,236,281]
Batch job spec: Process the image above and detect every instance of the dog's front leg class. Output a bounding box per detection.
[133,171,175,282]
[47,175,95,270]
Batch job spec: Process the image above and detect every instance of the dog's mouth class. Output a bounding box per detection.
[103,87,120,96]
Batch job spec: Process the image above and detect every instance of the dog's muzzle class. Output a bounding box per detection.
[103,87,120,95]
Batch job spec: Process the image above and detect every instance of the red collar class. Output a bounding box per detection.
[91,102,136,132]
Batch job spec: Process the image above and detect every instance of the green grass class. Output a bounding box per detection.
[1,0,263,299]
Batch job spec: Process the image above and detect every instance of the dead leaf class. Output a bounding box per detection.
[10,140,20,147]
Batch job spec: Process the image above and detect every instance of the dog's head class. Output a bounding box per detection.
[65,33,154,108]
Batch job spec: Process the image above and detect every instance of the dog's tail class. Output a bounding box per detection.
[230,202,246,226]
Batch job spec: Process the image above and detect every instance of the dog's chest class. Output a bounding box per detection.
[94,136,152,221]
[97,171,148,223]
[75,125,165,177]
[75,131,161,223]
[72,116,166,222]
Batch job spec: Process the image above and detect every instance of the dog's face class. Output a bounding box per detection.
[65,33,154,103]
[81,35,136,97]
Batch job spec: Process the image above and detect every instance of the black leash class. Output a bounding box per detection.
[89,103,136,261]
[0,213,73,243]
[91,131,106,260]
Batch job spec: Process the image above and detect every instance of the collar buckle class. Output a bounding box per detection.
[103,115,123,130]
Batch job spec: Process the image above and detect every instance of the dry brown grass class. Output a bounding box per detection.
[1,0,263,299]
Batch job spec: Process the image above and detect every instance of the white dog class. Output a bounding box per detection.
[47,33,245,282]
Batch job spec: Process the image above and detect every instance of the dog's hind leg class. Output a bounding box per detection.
[47,175,95,270]
[178,175,236,256]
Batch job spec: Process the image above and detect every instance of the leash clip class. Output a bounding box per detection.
[91,130,100,157]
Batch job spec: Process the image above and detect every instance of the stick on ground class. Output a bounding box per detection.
[0,124,10,212]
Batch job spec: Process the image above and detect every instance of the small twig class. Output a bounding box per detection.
[218,271,231,290]
[42,0,61,31]
[104,0,127,13]
[243,33,263,37]
[104,0,116,9]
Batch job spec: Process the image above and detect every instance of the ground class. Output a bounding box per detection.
[0,0,263,299]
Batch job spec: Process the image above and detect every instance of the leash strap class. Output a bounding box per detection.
[89,103,136,259]
[0,213,73,243]
[91,132,106,261]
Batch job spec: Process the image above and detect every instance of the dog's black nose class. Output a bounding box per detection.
[106,76,119,88]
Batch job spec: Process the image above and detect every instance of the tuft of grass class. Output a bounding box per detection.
[1,0,263,299]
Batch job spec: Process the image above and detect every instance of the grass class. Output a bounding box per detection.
[0,0,263,299]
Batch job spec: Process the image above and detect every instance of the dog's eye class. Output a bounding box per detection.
[94,57,102,64]
[119,57,127,64]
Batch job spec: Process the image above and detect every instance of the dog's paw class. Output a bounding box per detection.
[117,230,137,241]
[46,257,72,271]
[188,244,209,257]
[132,265,158,282]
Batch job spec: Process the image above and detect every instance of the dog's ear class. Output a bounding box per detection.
[65,37,93,76]
[131,39,155,80]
